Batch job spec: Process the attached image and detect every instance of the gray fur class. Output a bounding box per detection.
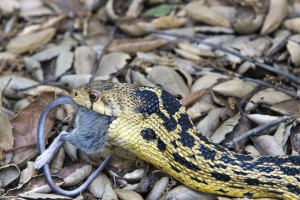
[61,106,111,154]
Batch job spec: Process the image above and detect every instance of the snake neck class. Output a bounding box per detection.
[107,87,300,199]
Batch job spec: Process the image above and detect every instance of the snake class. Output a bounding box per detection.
[70,80,300,200]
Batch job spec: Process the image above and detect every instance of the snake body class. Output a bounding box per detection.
[71,80,300,199]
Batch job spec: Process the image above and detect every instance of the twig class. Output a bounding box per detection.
[90,26,117,82]
[145,29,300,85]
[243,77,300,99]
[225,115,293,148]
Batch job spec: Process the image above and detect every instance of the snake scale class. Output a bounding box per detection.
[71,80,300,199]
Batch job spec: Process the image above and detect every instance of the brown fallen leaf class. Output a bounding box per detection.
[180,89,206,107]
[42,0,88,16]
[10,92,56,166]
[108,37,169,53]
[271,99,300,115]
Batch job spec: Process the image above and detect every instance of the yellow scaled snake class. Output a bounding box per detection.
[67,80,300,199]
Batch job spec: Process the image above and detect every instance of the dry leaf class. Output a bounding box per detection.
[0,76,38,99]
[166,185,215,200]
[0,108,13,151]
[89,173,112,198]
[287,34,300,67]
[283,18,300,33]
[114,189,143,200]
[102,184,118,200]
[245,88,292,111]
[23,57,43,82]
[146,177,169,200]
[42,0,87,16]
[185,1,230,27]
[108,37,169,53]
[74,46,95,75]
[191,74,226,91]
[0,164,20,187]
[62,165,92,187]
[180,89,206,107]
[253,135,285,156]
[271,99,300,115]
[260,0,287,34]
[32,43,72,61]
[151,16,187,29]
[212,79,256,98]
[10,92,56,165]
[96,52,130,76]
[55,51,74,77]
[210,112,241,143]
[197,108,235,138]
[147,66,189,97]
[6,28,56,54]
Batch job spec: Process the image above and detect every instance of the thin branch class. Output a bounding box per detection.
[225,115,293,148]
[243,77,300,99]
[145,29,300,85]
[89,26,117,83]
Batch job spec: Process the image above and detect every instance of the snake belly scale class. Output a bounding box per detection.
[71,80,300,199]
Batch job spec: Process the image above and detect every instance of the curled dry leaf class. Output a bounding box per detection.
[197,108,235,138]
[0,76,38,99]
[283,17,300,33]
[74,46,95,75]
[114,189,143,200]
[89,173,112,198]
[146,176,169,200]
[210,112,241,144]
[185,1,230,27]
[260,0,287,35]
[245,88,292,111]
[19,161,37,185]
[6,28,56,54]
[253,135,285,156]
[147,66,189,97]
[108,37,169,53]
[166,185,215,200]
[10,92,55,165]
[0,164,20,187]
[124,168,145,180]
[287,34,300,67]
[62,165,92,187]
[212,79,256,98]
[96,52,130,76]
[247,114,279,125]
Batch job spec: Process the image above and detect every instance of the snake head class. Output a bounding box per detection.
[71,80,142,117]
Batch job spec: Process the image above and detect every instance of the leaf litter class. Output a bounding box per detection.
[1,0,300,199]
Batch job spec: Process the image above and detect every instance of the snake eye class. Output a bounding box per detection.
[89,91,100,102]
